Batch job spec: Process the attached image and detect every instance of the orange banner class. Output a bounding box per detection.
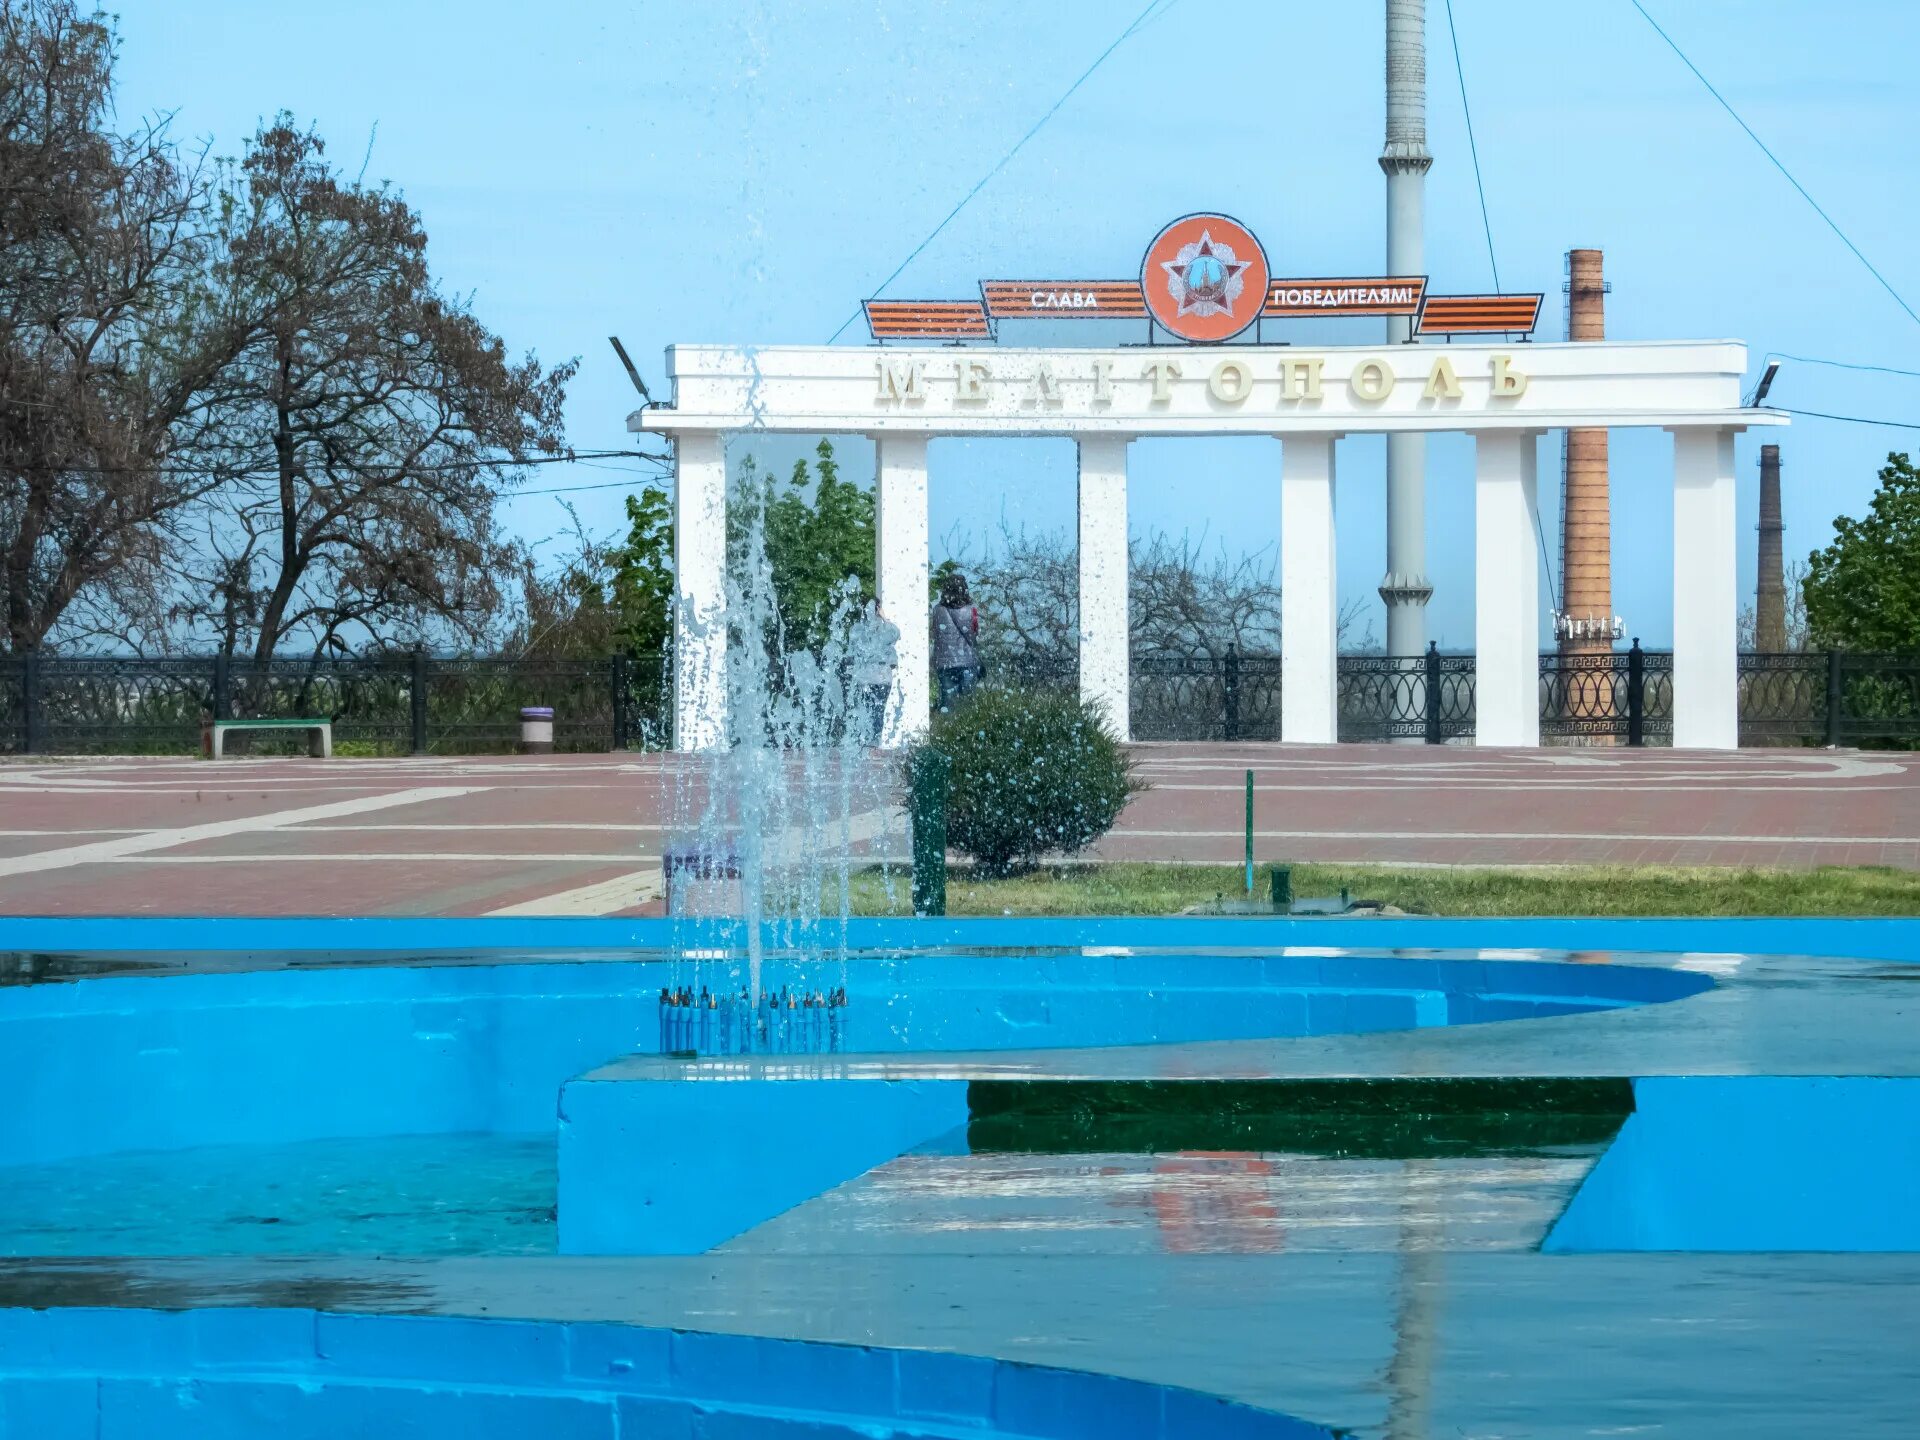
[980,281,1147,318]
[1263,277,1426,317]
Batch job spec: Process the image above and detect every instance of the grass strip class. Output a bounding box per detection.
[847,861,1920,917]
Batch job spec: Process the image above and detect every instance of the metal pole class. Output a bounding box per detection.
[1423,641,1442,745]
[1223,643,1241,741]
[1244,768,1255,896]
[1825,649,1843,748]
[410,645,429,755]
[20,651,40,755]
[1627,639,1645,747]
[610,653,629,751]
[1381,0,1433,671]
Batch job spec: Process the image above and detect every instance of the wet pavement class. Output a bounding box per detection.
[2,1251,1914,1438]
[721,1146,1600,1255]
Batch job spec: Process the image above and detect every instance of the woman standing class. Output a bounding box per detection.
[930,572,981,712]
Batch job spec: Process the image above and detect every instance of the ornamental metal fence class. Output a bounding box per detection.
[0,652,669,756]
[1133,651,1282,741]
[1338,648,1476,743]
[2,647,1915,754]
[1538,647,1674,745]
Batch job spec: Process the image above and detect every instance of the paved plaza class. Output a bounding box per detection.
[0,743,1913,918]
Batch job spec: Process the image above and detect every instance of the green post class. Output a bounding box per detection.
[911,749,949,917]
[1244,768,1254,895]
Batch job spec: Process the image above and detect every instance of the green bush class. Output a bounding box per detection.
[921,685,1141,874]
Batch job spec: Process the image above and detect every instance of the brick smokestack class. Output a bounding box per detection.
[1756,444,1786,651]
[1559,248,1612,657]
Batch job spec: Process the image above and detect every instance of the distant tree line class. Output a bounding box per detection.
[1,0,572,662]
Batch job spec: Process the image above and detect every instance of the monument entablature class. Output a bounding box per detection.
[633,213,1784,754]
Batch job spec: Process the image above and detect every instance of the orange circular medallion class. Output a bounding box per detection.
[1141,213,1269,343]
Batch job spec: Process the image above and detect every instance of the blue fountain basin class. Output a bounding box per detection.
[0,1306,1328,1439]
[0,949,1707,1168]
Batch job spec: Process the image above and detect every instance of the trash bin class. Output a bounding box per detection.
[518,706,554,754]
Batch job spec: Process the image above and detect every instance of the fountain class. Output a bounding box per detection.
[664,444,903,1034]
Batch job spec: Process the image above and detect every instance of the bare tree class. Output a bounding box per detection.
[0,0,239,652]
[939,521,1372,661]
[1738,559,1811,652]
[171,119,573,663]
[1130,532,1285,659]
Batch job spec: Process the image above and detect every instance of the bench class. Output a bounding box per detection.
[209,717,332,759]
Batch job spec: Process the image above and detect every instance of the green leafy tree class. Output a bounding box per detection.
[610,484,673,664]
[744,439,874,651]
[1805,453,1920,651]
[514,485,670,664]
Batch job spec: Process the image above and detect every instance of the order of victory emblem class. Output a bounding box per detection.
[1140,213,1269,343]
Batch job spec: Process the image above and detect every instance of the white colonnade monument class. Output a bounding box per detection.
[633,217,1783,754]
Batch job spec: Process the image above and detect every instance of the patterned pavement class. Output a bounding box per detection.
[0,742,1913,917]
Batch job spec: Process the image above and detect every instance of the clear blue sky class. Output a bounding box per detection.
[113,1,1920,648]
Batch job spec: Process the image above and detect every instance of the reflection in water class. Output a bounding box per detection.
[1,951,166,986]
[1384,1164,1444,1440]
[721,1147,1601,1256]
[1142,1155,1283,1255]
[0,1259,431,1312]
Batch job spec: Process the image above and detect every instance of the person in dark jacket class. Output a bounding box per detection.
[930,572,981,712]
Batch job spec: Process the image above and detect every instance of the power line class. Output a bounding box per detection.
[1629,0,1920,331]
[1445,0,1546,608]
[507,474,668,498]
[0,449,666,480]
[1780,406,1920,432]
[824,0,1172,344]
[1770,353,1920,380]
[1443,0,1500,293]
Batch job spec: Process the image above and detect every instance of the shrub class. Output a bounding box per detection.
[920,684,1142,874]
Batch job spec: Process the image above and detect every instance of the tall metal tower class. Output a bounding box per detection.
[1380,0,1432,658]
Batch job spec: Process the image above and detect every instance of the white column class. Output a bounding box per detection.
[875,432,930,745]
[1672,426,1739,749]
[1078,435,1131,739]
[671,430,727,751]
[1473,430,1542,748]
[1280,434,1340,744]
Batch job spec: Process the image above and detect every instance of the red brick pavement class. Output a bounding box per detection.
[0,744,1913,918]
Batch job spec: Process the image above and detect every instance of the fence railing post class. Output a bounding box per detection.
[1627,638,1645,747]
[1423,642,1442,745]
[21,651,41,754]
[211,652,231,722]
[1825,649,1843,747]
[410,646,429,755]
[1222,643,1240,742]
[610,654,629,751]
